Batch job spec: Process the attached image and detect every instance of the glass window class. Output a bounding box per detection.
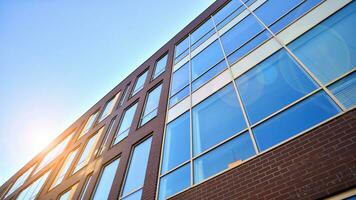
[288,2,356,84]
[132,71,148,96]
[122,189,142,200]
[171,62,189,96]
[236,49,317,124]
[121,137,152,199]
[97,117,117,156]
[73,129,102,173]
[153,54,168,79]
[98,93,120,122]
[329,72,356,109]
[159,164,191,200]
[79,112,99,138]
[174,37,189,63]
[191,40,224,80]
[169,86,189,107]
[4,166,35,198]
[79,174,93,200]
[192,59,227,91]
[192,83,246,156]
[34,133,73,174]
[213,0,244,30]
[161,112,190,174]
[51,149,79,189]
[141,84,162,125]
[220,14,270,64]
[119,84,130,107]
[58,184,78,200]
[269,0,323,33]
[194,132,255,183]
[191,19,215,50]
[253,91,340,151]
[16,170,51,200]
[113,103,138,145]
[92,158,120,200]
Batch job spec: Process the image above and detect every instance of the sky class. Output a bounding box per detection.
[0,0,214,186]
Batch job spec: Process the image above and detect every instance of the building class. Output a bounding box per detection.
[0,0,355,199]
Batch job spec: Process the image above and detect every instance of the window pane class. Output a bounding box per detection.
[113,103,138,145]
[132,71,148,96]
[79,174,92,200]
[169,86,189,107]
[288,2,356,84]
[269,0,323,33]
[329,72,356,109]
[153,54,168,79]
[98,93,120,122]
[122,189,142,200]
[141,84,162,125]
[161,112,190,174]
[253,91,340,151]
[51,149,78,189]
[16,170,51,200]
[191,19,215,50]
[194,132,255,183]
[73,129,102,173]
[213,0,244,29]
[192,59,227,91]
[79,112,98,138]
[4,166,35,198]
[175,37,189,63]
[254,0,302,27]
[171,62,189,96]
[34,133,73,174]
[192,83,246,156]
[92,158,120,200]
[236,49,317,124]
[119,84,130,107]
[159,164,191,200]
[58,184,77,200]
[97,117,117,156]
[191,40,224,80]
[221,14,265,57]
[121,137,152,198]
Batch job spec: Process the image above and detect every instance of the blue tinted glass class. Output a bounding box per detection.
[227,30,271,64]
[346,195,356,200]
[191,19,215,49]
[175,37,189,60]
[92,158,120,200]
[254,0,302,27]
[191,40,224,80]
[253,91,340,151]
[154,54,168,79]
[192,84,246,156]
[169,86,189,107]
[329,72,356,109]
[288,2,356,84]
[236,49,317,124]
[122,189,142,200]
[132,71,148,95]
[192,60,227,91]
[221,14,265,56]
[270,0,322,33]
[194,132,255,183]
[161,112,190,174]
[171,63,189,96]
[214,0,244,29]
[159,164,190,200]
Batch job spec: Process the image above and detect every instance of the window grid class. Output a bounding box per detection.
[159,0,353,199]
[3,165,35,198]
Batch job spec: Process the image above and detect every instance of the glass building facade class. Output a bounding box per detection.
[0,0,355,200]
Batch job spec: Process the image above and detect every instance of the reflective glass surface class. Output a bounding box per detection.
[161,112,190,174]
[79,174,92,200]
[213,0,244,29]
[169,86,189,107]
[73,131,100,173]
[114,103,138,144]
[194,132,255,183]
[51,149,78,188]
[98,93,120,122]
[192,59,227,91]
[159,164,191,200]
[79,112,98,138]
[329,72,356,109]
[132,71,148,96]
[92,158,120,200]
[175,37,189,63]
[191,40,224,80]
[122,189,142,200]
[154,54,168,79]
[4,166,34,198]
[171,62,189,96]
[288,2,356,84]
[16,170,51,200]
[121,137,152,197]
[253,91,340,151]
[191,19,215,50]
[141,84,162,125]
[192,83,246,155]
[236,49,317,124]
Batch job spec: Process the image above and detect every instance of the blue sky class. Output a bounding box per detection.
[0,0,214,185]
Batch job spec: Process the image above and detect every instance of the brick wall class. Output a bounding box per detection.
[171,109,356,200]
